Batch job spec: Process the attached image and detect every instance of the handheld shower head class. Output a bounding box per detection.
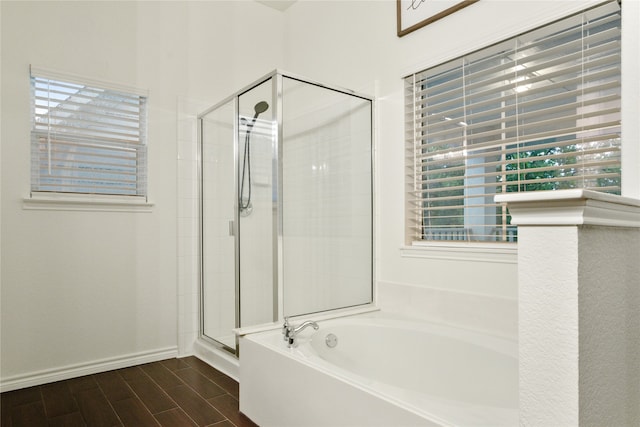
[239,100,270,217]
[254,101,269,116]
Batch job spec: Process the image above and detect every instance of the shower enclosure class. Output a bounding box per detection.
[199,71,373,354]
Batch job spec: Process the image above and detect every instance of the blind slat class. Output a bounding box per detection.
[34,123,142,142]
[34,94,143,115]
[416,140,621,168]
[416,124,621,164]
[412,67,619,126]
[34,107,142,125]
[416,65,620,118]
[419,44,619,105]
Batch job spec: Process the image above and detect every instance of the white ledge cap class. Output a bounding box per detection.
[495,189,640,227]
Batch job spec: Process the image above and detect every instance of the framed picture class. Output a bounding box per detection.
[397,0,478,37]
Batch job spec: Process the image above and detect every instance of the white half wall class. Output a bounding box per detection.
[499,190,640,426]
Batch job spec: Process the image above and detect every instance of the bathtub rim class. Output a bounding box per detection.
[233,304,381,337]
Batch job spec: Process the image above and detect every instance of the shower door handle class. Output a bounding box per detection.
[229,220,235,236]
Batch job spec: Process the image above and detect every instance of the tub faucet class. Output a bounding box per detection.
[282,317,319,348]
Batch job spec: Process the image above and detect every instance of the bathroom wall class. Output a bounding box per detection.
[0,1,284,389]
[280,0,634,338]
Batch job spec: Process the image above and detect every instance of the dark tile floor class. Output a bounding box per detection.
[0,356,258,427]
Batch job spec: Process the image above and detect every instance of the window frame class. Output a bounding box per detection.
[403,0,622,248]
[27,66,150,209]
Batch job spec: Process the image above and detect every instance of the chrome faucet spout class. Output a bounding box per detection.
[282,318,319,348]
[293,320,319,335]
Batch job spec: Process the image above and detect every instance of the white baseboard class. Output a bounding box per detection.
[0,347,178,393]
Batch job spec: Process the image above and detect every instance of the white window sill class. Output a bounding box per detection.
[401,242,517,264]
[23,193,154,213]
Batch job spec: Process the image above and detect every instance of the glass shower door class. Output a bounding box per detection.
[200,77,277,353]
[200,99,237,350]
[237,79,277,327]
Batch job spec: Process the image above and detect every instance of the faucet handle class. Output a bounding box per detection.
[282,317,291,341]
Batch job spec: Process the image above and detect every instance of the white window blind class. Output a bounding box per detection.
[30,68,148,197]
[405,1,621,243]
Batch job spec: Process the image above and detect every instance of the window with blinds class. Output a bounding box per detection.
[405,0,621,244]
[30,69,148,197]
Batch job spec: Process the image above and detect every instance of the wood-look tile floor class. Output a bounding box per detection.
[0,356,258,427]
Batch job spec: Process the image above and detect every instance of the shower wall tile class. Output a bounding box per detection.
[178,178,197,200]
[178,217,197,238]
[178,119,197,144]
[281,92,372,315]
[377,281,518,340]
[177,138,197,161]
[178,158,197,181]
[179,236,196,258]
[179,331,197,356]
[178,196,198,221]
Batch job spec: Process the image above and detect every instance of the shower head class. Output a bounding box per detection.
[240,100,270,216]
[244,101,269,133]
[254,101,269,116]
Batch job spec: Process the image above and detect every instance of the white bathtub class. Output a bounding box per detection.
[239,311,518,427]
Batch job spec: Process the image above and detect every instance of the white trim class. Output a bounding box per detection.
[30,64,148,97]
[496,189,640,228]
[233,305,381,337]
[401,242,517,264]
[0,347,178,392]
[193,339,240,381]
[23,192,154,213]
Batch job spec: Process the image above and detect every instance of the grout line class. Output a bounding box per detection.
[118,364,193,427]
[136,360,217,427]
[171,361,240,424]
[93,373,127,427]
[62,383,89,426]
[36,386,47,420]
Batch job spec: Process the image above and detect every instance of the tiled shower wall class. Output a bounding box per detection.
[281,92,372,315]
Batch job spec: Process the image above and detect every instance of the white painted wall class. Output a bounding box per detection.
[0,1,283,389]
